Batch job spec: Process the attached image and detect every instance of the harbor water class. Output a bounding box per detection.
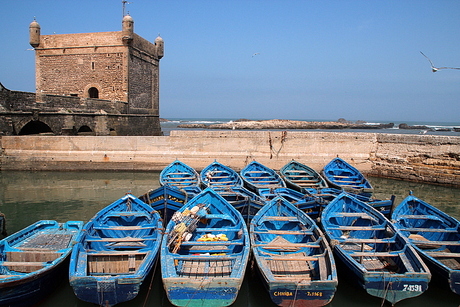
[1,171,460,306]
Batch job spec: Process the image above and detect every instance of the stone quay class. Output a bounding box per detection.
[1,130,459,188]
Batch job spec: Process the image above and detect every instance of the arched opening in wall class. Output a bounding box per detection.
[18,121,53,135]
[88,87,99,98]
[77,126,94,135]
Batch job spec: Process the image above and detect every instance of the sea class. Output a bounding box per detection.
[1,120,460,306]
[1,171,460,307]
[160,118,460,136]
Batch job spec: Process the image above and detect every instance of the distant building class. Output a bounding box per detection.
[0,15,164,136]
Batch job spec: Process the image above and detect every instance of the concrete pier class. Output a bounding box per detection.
[1,130,459,187]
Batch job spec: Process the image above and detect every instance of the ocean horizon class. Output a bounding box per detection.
[160,117,460,136]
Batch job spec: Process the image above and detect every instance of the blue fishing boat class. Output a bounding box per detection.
[392,192,460,295]
[69,194,163,306]
[305,187,395,219]
[321,193,430,305]
[161,188,250,307]
[240,160,286,194]
[213,185,265,224]
[160,159,202,198]
[0,220,83,306]
[139,185,188,223]
[280,160,328,192]
[200,160,243,188]
[250,197,338,307]
[321,157,373,197]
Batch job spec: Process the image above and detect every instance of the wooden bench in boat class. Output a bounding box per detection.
[87,252,146,274]
[255,242,321,248]
[86,237,157,242]
[262,216,302,222]
[87,251,147,256]
[93,225,157,231]
[1,261,45,273]
[327,225,386,231]
[425,251,460,258]
[400,227,457,233]
[180,241,244,246]
[411,240,460,246]
[194,227,241,232]
[173,255,237,261]
[348,251,400,257]
[398,214,444,221]
[341,238,396,244]
[208,181,234,184]
[19,233,72,250]
[105,212,150,218]
[178,258,233,278]
[164,176,195,180]
[253,229,314,235]
[265,255,321,261]
[267,252,319,280]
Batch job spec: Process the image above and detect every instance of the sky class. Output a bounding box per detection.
[1,1,460,123]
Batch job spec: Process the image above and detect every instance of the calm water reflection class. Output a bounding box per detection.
[0,171,459,306]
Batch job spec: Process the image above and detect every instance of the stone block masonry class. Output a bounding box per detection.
[1,131,459,187]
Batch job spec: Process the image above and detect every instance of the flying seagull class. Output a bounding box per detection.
[420,51,460,72]
[252,52,260,57]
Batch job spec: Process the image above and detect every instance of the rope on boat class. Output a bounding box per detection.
[143,253,160,307]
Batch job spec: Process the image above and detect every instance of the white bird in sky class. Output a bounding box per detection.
[420,51,460,72]
[252,52,260,57]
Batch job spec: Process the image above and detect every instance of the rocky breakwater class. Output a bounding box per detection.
[178,119,394,130]
[371,134,460,187]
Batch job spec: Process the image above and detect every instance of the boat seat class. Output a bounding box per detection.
[1,261,45,273]
[253,229,314,235]
[401,227,457,233]
[204,214,236,223]
[398,214,443,222]
[93,225,157,230]
[327,225,386,231]
[105,212,150,218]
[172,255,237,261]
[86,237,157,242]
[348,251,399,257]
[262,216,302,222]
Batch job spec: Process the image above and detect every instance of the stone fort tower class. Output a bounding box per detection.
[0,14,164,136]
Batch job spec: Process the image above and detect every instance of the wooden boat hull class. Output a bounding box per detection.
[321,193,430,305]
[161,188,250,307]
[160,159,202,198]
[139,185,187,223]
[321,157,373,197]
[240,160,286,194]
[251,197,338,307]
[69,194,163,306]
[332,246,429,303]
[163,277,242,307]
[0,220,83,306]
[392,193,460,295]
[305,188,395,219]
[280,160,328,192]
[200,160,243,188]
[265,281,336,307]
[212,186,264,223]
[0,257,70,306]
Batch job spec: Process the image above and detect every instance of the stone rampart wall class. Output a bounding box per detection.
[1,131,459,187]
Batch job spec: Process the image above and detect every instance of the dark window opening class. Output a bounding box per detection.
[78,126,93,133]
[19,121,53,135]
[88,87,99,98]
